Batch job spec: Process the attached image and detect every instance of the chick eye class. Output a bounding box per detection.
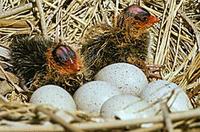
[134,14,148,22]
[52,45,76,65]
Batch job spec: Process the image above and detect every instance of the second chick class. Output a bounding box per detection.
[81,4,160,79]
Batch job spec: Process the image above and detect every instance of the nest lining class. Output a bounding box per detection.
[0,0,199,131]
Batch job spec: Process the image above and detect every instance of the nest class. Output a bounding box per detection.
[0,0,199,131]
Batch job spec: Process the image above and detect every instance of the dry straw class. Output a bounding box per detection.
[0,0,199,131]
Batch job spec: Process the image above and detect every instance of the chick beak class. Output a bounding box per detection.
[76,66,81,71]
[148,15,160,25]
[71,66,81,74]
[70,59,81,73]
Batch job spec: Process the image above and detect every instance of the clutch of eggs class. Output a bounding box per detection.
[29,63,192,120]
[74,63,149,116]
[73,63,156,119]
[74,63,192,119]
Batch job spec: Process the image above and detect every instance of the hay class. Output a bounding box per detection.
[0,99,199,131]
[0,0,199,131]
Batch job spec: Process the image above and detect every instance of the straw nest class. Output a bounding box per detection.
[0,0,199,131]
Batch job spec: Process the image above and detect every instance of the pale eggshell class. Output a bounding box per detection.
[30,85,76,112]
[73,81,121,116]
[140,80,193,112]
[100,94,141,119]
[114,99,157,120]
[95,63,148,96]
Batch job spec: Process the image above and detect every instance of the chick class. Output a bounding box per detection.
[10,35,84,95]
[81,4,160,79]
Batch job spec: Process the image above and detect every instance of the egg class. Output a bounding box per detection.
[100,94,141,119]
[73,81,121,116]
[114,98,157,120]
[95,63,148,96]
[30,85,76,112]
[140,80,193,112]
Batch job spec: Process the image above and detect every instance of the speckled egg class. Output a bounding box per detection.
[95,63,148,96]
[100,94,141,119]
[73,81,121,116]
[114,98,157,120]
[140,80,193,112]
[30,85,76,112]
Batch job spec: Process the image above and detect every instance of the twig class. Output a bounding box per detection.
[128,123,163,132]
[55,6,61,43]
[0,125,64,132]
[36,106,84,132]
[171,18,182,72]
[189,122,200,128]
[155,0,184,64]
[0,3,33,19]
[114,0,119,27]
[0,108,199,132]
[46,0,66,27]
[179,11,200,52]
[161,102,173,132]
[154,0,170,64]
[60,8,64,42]
[43,0,57,9]
[0,105,35,117]
[71,108,200,130]
[35,0,47,38]
[1,107,198,131]
[0,1,3,13]
[0,19,34,28]
[55,0,64,43]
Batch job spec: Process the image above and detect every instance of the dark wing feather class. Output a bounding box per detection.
[10,35,52,82]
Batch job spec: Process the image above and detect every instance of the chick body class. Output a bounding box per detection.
[10,35,84,94]
[82,25,149,73]
[81,4,159,79]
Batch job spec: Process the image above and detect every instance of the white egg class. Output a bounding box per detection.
[30,85,76,112]
[100,94,141,119]
[95,63,148,96]
[140,80,193,112]
[114,98,157,120]
[73,81,121,116]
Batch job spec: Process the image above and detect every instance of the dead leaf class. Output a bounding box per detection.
[0,46,10,60]
[0,94,8,104]
[0,70,19,83]
[0,80,13,95]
